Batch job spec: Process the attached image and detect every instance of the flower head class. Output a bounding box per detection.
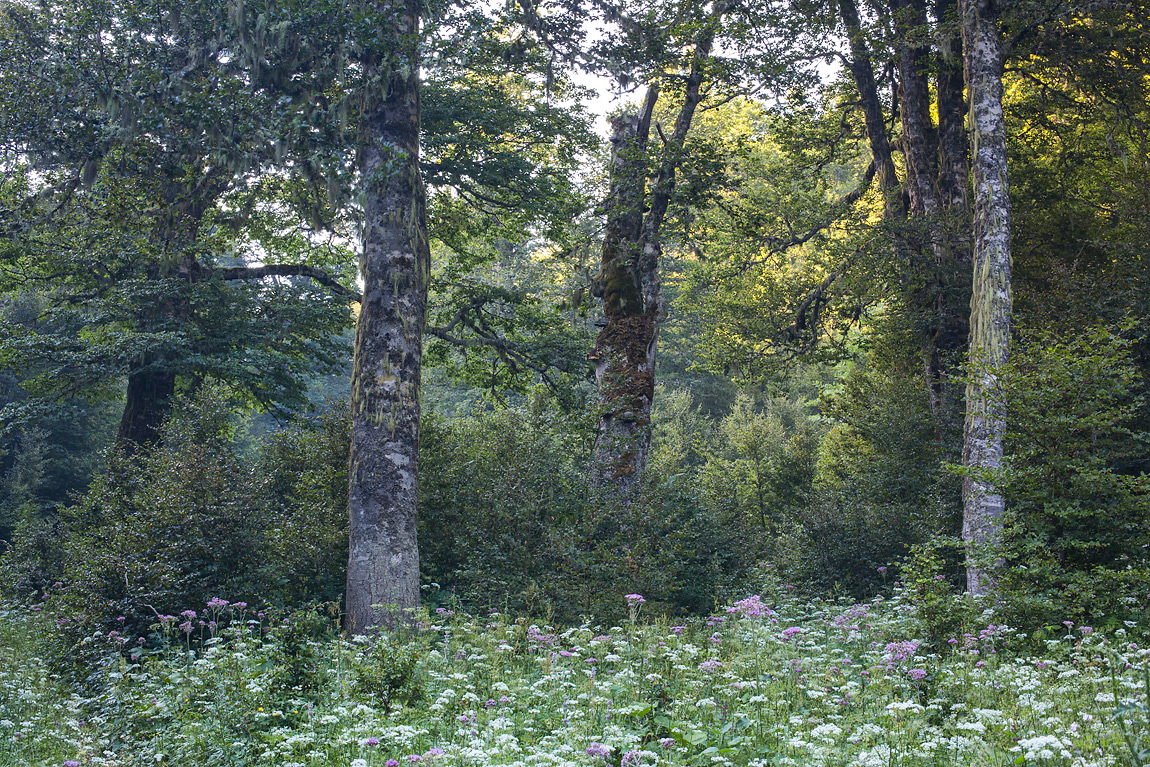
[586,742,613,760]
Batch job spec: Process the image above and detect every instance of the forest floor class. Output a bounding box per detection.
[1,582,1147,767]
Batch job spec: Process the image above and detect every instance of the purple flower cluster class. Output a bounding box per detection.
[585,742,613,760]
[883,640,919,666]
[726,594,775,618]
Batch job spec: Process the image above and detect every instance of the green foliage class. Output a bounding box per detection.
[774,330,961,597]
[993,325,1150,631]
[258,401,350,607]
[35,393,268,677]
[418,390,592,615]
[900,538,978,649]
[698,393,819,546]
[0,390,353,680]
[351,637,425,714]
[418,390,750,621]
[268,606,337,699]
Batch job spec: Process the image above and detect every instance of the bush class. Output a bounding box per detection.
[994,325,1150,631]
[418,388,750,622]
[778,358,960,597]
[0,390,354,682]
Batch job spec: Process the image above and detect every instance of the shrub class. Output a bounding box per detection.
[994,325,1150,631]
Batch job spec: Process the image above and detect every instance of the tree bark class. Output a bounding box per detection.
[589,91,660,490]
[961,0,1012,597]
[894,0,940,219]
[345,0,429,634]
[936,0,969,214]
[116,361,176,450]
[588,0,728,489]
[933,0,972,371]
[839,0,904,215]
[894,0,958,415]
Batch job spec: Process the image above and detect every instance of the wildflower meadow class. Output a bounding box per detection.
[2,578,1148,767]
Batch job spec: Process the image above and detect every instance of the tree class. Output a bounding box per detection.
[344,0,429,634]
[960,0,1012,596]
[0,0,359,450]
[586,0,732,488]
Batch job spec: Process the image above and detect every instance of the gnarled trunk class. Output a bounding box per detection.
[961,0,1012,596]
[589,97,660,490]
[588,1,728,490]
[345,0,429,634]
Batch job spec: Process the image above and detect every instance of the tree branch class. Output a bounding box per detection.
[211,264,360,301]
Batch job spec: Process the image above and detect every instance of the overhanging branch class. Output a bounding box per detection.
[211,264,361,302]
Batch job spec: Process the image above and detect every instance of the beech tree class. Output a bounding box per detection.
[0,0,360,449]
[960,0,1012,596]
[344,0,428,634]
[585,0,752,488]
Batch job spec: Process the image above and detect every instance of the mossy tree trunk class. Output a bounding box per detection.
[589,94,659,490]
[961,0,1012,597]
[589,1,728,490]
[345,0,430,634]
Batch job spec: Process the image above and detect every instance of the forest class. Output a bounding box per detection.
[0,0,1148,765]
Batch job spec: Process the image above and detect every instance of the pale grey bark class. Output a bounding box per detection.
[345,0,429,634]
[961,0,1012,596]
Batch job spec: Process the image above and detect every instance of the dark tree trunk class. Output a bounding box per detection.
[894,0,952,414]
[839,0,904,215]
[961,0,1012,597]
[589,93,660,490]
[116,361,176,450]
[933,0,973,371]
[589,1,728,489]
[894,0,940,219]
[935,0,969,214]
[345,0,429,634]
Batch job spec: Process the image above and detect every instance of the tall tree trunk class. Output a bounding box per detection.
[961,0,1012,596]
[936,0,969,214]
[589,91,660,490]
[933,0,972,372]
[589,0,728,489]
[116,361,176,450]
[839,0,904,215]
[894,0,959,416]
[346,0,429,634]
[894,0,940,219]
